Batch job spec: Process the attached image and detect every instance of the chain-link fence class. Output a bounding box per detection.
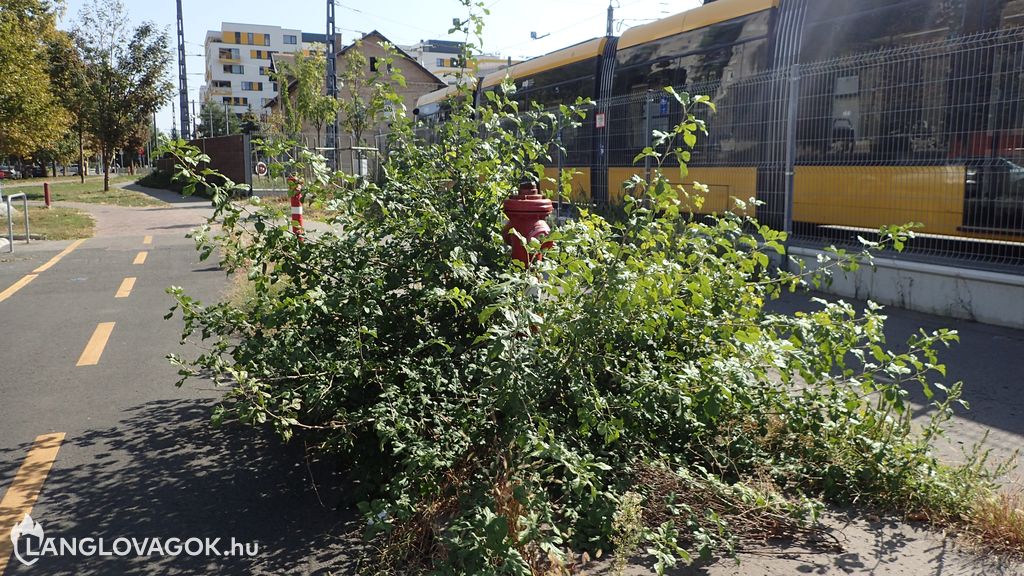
[402,28,1024,272]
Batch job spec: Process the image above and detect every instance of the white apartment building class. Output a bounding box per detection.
[201,22,332,117]
[400,39,519,85]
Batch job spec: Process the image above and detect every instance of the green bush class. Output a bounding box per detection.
[166,66,1000,576]
[136,168,183,192]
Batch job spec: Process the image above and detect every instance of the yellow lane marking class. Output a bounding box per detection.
[115,277,136,298]
[32,239,86,273]
[133,251,148,265]
[0,432,66,574]
[143,235,152,245]
[0,275,38,304]
[76,322,115,367]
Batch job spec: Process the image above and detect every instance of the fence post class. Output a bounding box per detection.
[555,127,563,223]
[44,182,51,208]
[644,90,653,185]
[782,64,800,269]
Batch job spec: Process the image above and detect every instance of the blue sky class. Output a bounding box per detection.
[57,0,698,134]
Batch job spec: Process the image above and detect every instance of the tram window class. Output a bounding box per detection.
[613,58,685,95]
[999,0,1024,28]
[612,11,771,95]
[800,0,974,63]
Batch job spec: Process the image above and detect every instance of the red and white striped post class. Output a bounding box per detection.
[287,176,304,237]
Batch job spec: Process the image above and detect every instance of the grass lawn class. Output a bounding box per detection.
[4,206,95,240]
[1,175,164,207]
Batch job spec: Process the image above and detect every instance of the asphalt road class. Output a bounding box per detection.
[0,199,360,575]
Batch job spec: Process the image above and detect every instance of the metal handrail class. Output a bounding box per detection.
[4,192,30,253]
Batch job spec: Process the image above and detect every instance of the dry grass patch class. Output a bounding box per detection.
[966,491,1024,557]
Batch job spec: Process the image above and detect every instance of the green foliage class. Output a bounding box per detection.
[337,40,406,148]
[74,0,173,190]
[165,11,1001,572]
[270,47,340,148]
[195,100,243,138]
[0,0,71,157]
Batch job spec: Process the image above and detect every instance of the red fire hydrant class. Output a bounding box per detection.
[503,181,553,265]
[287,176,304,237]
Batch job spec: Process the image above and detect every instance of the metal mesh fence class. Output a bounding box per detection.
[402,28,1024,272]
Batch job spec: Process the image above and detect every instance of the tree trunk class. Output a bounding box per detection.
[78,123,85,184]
[103,146,110,191]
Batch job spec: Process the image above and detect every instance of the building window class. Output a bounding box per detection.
[211,80,231,88]
[251,50,275,60]
[223,64,243,74]
[258,66,271,76]
[436,58,445,67]
[219,47,239,60]
[232,31,241,44]
[222,96,249,106]
[284,34,297,45]
[246,32,254,45]
[264,35,271,46]
[369,57,378,72]
[272,82,279,92]
[241,81,263,91]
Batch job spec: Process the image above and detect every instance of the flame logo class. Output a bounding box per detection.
[10,513,45,566]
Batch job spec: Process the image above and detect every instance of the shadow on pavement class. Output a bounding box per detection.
[17,399,363,575]
[120,183,210,207]
[767,290,1024,446]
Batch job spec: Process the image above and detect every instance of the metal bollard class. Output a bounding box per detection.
[5,193,30,252]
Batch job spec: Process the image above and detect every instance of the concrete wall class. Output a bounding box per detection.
[788,246,1024,329]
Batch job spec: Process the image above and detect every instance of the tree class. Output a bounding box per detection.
[271,48,339,149]
[0,0,71,158]
[337,41,403,152]
[195,100,242,138]
[75,0,173,191]
[44,27,91,182]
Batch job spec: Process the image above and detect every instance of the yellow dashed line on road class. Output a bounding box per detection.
[1,239,86,305]
[0,275,38,304]
[0,432,66,574]
[32,239,86,273]
[143,235,152,245]
[133,251,148,265]
[76,322,115,367]
[115,277,136,298]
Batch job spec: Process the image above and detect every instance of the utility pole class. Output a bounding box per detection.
[176,0,191,139]
[171,100,179,139]
[606,0,614,36]
[325,0,338,170]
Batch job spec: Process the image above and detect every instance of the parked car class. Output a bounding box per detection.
[0,165,21,179]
